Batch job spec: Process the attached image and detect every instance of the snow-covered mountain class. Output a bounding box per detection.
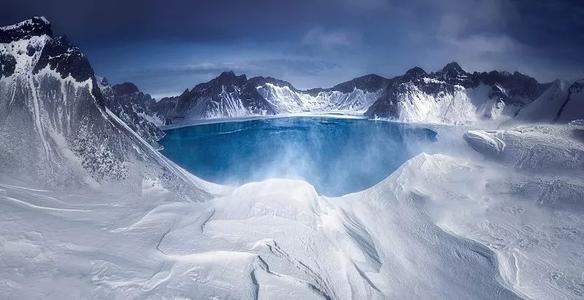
[512,79,584,124]
[161,72,388,124]
[166,71,277,121]
[0,17,201,195]
[156,63,571,126]
[365,63,549,125]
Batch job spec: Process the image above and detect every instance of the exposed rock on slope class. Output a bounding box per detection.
[156,62,559,126]
[159,72,388,124]
[99,78,165,148]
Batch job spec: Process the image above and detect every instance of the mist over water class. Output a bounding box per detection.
[160,117,437,196]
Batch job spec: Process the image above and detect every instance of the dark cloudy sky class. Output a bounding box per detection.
[2,0,583,98]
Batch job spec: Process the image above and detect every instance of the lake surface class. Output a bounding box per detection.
[160,117,437,196]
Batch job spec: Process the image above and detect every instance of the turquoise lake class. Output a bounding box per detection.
[160,117,437,196]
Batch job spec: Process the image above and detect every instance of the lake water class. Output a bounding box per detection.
[160,117,437,196]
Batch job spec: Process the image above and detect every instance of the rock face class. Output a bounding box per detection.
[99,78,165,148]
[365,62,549,124]
[0,17,198,195]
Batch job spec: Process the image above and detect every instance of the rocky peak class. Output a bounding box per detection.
[216,71,247,85]
[442,62,465,75]
[32,35,94,82]
[0,16,52,43]
[569,79,584,93]
[404,67,427,80]
[437,62,472,86]
[328,74,391,93]
[112,82,140,95]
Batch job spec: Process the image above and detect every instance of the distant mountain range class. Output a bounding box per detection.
[153,71,387,124]
[144,62,582,127]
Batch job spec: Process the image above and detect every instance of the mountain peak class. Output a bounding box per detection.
[218,70,244,79]
[0,16,52,43]
[219,70,236,77]
[215,71,247,84]
[112,82,139,95]
[442,62,464,74]
[404,67,427,79]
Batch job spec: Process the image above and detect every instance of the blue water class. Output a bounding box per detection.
[160,117,437,196]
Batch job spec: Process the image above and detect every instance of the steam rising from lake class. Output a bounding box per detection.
[160,117,437,196]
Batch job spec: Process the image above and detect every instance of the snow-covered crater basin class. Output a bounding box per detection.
[160,117,437,196]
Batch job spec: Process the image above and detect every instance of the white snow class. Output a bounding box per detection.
[257,83,383,114]
[182,83,383,122]
[0,35,50,77]
[0,16,49,31]
[1,122,583,298]
[464,130,506,156]
[513,80,570,123]
[394,83,479,125]
[422,77,444,84]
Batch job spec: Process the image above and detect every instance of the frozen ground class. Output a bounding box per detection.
[1,123,583,299]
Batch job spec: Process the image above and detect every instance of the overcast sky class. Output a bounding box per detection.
[2,0,583,98]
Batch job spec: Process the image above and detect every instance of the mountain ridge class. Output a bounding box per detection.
[154,62,561,125]
[3,16,581,132]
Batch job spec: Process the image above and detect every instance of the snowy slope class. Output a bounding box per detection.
[512,80,571,123]
[509,79,584,125]
[557,80,584,122]
[2,123,583,298]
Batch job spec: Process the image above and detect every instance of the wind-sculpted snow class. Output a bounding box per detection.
[464,124,584,170]
[4,123,584,298]
[464,130,506,156]
[0,158,520,299]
